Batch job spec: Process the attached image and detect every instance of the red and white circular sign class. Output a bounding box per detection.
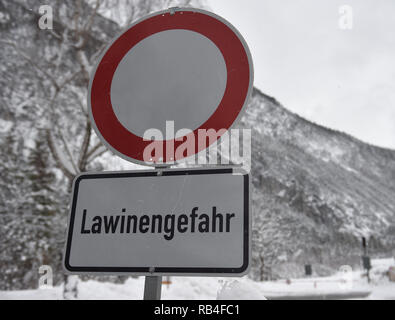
[89,7,254,166]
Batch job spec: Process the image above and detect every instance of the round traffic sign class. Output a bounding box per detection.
[89,7,253,166]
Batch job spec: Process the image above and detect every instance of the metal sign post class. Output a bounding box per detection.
[144,276,162,300]
[362,237,371,283]
[142,166,168,300]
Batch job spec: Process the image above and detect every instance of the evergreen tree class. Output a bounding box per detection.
[0,129,63,290]
[0,128,31,290]
[25,130,57,217]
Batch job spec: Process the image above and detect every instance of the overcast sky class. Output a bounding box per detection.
[209,0,395,149]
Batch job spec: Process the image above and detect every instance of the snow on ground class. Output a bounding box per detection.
[0,276,264,300]
[1,259,394,300]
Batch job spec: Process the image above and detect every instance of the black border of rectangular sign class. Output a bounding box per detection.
[64,168,249,275]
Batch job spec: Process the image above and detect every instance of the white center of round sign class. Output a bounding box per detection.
[110,29,227,138]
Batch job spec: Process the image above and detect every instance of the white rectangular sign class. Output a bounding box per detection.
[63,167,250,276]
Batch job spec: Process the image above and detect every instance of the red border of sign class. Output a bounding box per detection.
[90,9,252,164]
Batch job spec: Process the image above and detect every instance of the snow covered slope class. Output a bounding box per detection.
[241,89,395,279]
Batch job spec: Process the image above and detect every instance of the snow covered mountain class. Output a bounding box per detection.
[0,0,394,289]
[242,89,395,279]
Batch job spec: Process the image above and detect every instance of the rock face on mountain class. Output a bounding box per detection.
[242,88,395,279]
[1,0,394,288]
